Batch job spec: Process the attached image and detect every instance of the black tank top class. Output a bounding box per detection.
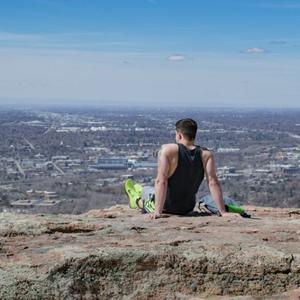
[163,143,205,215]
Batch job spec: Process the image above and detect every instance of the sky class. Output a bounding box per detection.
[0,0,300,108]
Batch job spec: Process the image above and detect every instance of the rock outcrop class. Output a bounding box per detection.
[0,205,300,299]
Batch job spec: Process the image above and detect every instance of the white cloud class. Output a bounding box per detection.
[241,47,268,54]
[167,54,187,61]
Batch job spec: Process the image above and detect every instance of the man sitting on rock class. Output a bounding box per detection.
[125,118,238,220]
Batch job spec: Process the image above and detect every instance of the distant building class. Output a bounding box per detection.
[121,174,134,179]
[21,159,35,168]
[96,157,128,170]
[133,162,157,169]
[26,190,58,199]
[52,156,69,161]
[90,126,107,131]
[217,148,240,153]
[269,164,299,173]
[283,166,299,174]
[56,127,81,132]
[218,166,236,174]
[10,190,61,208]
[255,169,271,174]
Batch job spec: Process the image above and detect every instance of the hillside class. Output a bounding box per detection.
[0,205,300,299]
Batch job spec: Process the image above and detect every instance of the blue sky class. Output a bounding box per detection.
[0,0,300,107]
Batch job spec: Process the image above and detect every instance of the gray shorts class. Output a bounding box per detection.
[142,188,239,204]
[141,185,155,201]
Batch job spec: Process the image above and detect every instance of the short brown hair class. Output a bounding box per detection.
[175,118,198,141]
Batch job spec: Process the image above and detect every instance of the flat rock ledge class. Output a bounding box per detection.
[0,205,300,300]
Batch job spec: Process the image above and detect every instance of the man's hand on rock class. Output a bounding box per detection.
[145,212,163,221]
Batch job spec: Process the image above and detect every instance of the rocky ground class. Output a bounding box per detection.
[0,205,300,300]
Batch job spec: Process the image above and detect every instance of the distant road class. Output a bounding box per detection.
[14,160,25,177]
[43,126,55,135]
[52,162,65,176]
[23,138,35,150]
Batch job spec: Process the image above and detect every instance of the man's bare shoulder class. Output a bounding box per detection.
[161,143,178,150]
[201,148,212,158]
[160,143,178,155]
[201,148,213,165]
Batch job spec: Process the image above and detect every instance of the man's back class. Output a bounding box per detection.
[161,143,206,214]
[162,142,211,178]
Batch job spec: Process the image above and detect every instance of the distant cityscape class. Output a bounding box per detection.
[0,107,299,213]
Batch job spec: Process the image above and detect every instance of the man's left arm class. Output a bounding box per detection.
[204,152,226,215]
[149,146,170,219]
[204,151,239,217]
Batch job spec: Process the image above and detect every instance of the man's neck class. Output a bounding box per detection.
[179,141,195,149]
